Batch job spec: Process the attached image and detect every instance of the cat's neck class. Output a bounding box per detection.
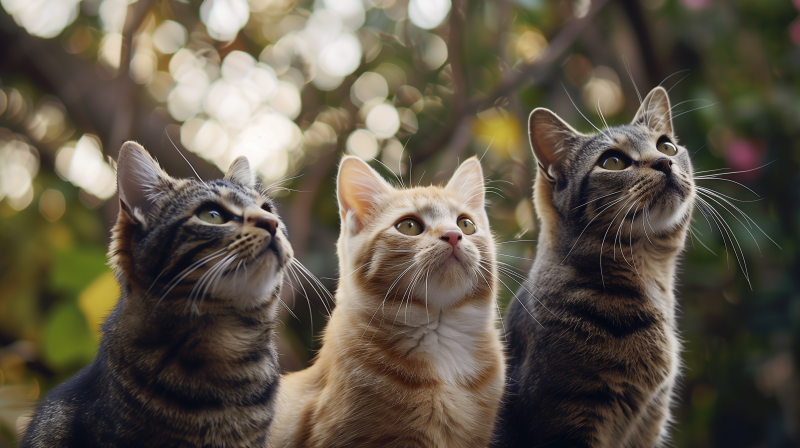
[333,280,497,385]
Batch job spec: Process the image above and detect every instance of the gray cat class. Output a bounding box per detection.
[21,142,292,447]
[492,87,693,447]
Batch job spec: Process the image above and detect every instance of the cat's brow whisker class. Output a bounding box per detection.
[562,83,604,135]
[622,56,642,104]
[670,103,718,121]
[166,130,206,186]
[658,69,691,90]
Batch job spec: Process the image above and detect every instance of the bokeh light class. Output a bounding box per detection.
[200,0,250,42]
[408,0,451,30]
[1,0,80,38]
[54,135,116,201]
[0,135,39,210]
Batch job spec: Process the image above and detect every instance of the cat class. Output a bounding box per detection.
[491,86,694,448]
[21,141,293,448]
[268,155,506,448]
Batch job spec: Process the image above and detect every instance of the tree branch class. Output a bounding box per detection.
[414,0,611,163]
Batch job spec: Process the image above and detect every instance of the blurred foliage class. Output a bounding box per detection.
[0,0,798,447]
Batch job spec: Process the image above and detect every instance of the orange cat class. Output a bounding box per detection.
[270,156,506,448]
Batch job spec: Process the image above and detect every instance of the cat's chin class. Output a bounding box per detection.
[212,251,287,308]
[643,190,695,235]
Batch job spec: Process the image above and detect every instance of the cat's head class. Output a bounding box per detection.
[109,141,293,316]
[336,156,494,310]
[530,87,695,251]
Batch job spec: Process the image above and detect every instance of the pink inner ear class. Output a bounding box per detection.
[116,142,167,219]
[446,158,485,210]
[337,157,392,233]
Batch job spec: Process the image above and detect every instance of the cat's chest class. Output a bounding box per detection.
[395,306,489,385]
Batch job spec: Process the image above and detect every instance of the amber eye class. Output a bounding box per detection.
[395,218,423,236]
[197,204,230,225]
[657,138,678,156]
[598,150,631,171]
[458,217,476,235]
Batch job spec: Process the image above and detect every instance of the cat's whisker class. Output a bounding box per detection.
[498,253,536,262]
[153,249,230,313]
[166,130,206,186]
[696,189,772,253]
[599,195,636,289]
[285,263,317,335]
[477,264,544,329]
[561,195,629,264]
[694,176,761,197]
[362,261,421,340]
[695,186,762,204]
[695,196,752,287]
[689,226,717,256]
[471,266,507,339]
[487,259,558,319]
[496,239,537,245]
[571,190,623,210]
[658,68,692,91]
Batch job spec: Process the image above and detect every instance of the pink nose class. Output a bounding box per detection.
[440,230,462,247]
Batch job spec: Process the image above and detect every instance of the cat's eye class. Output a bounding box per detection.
[598,150,631,171]
[395,218,423,236]
[657,136,678,156]
[458,217,476,235]
[197,204,230,225]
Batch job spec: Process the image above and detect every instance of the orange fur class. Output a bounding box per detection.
[270,156,505,448]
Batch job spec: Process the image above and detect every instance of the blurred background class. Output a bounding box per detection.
[0,0,797,446]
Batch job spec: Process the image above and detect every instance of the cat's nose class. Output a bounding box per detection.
[651,157,672,174]
[440,230,462,247]
[251,213,279,236]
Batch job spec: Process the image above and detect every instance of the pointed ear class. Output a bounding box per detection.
[446,156,485,211]
[337,156,393,234]
[529,108,581,182]
[633,86,673,135]
[116,141,169,223]
[225,156,255,189]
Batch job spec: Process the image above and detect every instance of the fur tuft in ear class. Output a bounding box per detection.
[633,86,673,135]
[446,156,485,211]
[337,156,393,234]
[224,156,256,189]
[529,108,582,182]
[116,141,169,223]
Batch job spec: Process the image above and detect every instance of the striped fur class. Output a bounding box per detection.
[270,156,506,448]
[21,142,292,448]
[492,87,694,448]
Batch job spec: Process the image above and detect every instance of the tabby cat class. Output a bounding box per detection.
[269,155,506,448]
[21,141,292,448]
[492,87,693,447]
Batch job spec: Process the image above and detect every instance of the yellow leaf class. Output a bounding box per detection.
[77,271,119,337]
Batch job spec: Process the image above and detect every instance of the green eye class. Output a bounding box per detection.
[601,156,627,170]
[657,140,678,156]
[197,205,229,225]
[395,218,423,236]
[598,150,630,171]
[458,217,476,235]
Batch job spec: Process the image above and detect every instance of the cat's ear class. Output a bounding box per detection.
[225,156,256,189]
[116,141,170,224]
[446,156,485,211]
[632,86,673,135]
[337,156,392,234]
[529,108,582,182]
